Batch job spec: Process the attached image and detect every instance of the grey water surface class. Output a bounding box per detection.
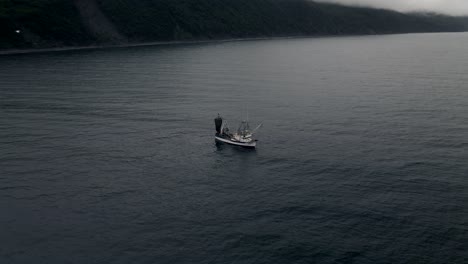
[1,33,468,264]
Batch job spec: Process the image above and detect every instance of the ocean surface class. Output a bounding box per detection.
[1,33,468,264]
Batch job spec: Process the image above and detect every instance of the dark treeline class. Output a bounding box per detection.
[1,0,468,50]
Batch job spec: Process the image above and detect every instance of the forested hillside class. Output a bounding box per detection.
[1,0,468,50]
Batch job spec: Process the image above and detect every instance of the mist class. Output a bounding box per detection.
[316,0,468,16]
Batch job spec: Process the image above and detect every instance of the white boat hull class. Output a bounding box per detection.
[215,135,256,148]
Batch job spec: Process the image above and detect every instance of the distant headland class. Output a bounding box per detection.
[1,0,468,52]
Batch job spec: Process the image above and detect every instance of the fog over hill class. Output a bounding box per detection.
[316,0,468,16]
[1,0,468,51]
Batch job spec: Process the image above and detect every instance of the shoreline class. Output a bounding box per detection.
[1,31,465,55]
[0,37,287,55]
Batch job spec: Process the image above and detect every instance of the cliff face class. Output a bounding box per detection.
[1,0,467,50]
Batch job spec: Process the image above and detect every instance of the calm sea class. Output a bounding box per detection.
[1,33,468,264]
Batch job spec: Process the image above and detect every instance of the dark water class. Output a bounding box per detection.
[1,33,468,264]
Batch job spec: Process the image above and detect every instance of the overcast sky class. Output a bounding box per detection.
[316,0,468,15]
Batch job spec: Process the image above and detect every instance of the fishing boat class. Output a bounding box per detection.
[214,114,262,148]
